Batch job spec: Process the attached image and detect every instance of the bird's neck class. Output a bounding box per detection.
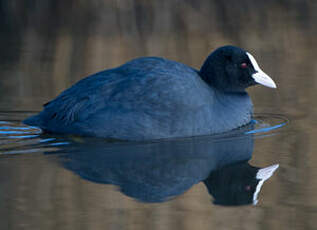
[211,89,253,133]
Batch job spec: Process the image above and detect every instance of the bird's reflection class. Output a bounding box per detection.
[51,132,278,206]
[204,161,278,205]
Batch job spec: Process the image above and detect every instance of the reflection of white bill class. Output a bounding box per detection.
[253,164,279,205]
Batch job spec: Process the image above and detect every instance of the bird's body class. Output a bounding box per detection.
[24,46,276,140]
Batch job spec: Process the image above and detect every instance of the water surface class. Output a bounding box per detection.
[1,1,317,230]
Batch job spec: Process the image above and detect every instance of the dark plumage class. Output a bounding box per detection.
[24,46,276,140]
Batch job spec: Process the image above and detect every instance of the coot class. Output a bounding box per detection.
[24,46,276,140]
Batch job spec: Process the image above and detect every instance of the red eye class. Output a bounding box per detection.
[241,63,247,68]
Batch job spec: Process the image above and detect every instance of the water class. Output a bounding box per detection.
[1,1,317,230]
[0,114,287,228]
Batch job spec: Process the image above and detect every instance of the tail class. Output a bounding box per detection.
[23,114,44,128]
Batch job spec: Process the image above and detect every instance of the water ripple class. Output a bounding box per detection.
[0,111,288,155]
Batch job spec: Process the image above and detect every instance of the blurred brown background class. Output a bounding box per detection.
[0,0,317,230]
[0,0,316,112]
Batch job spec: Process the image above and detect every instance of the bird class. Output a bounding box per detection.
[23,45,276,141]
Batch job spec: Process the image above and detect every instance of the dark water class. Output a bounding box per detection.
[0,1,317,230]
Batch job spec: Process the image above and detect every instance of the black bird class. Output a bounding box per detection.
[24,46,276,140]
